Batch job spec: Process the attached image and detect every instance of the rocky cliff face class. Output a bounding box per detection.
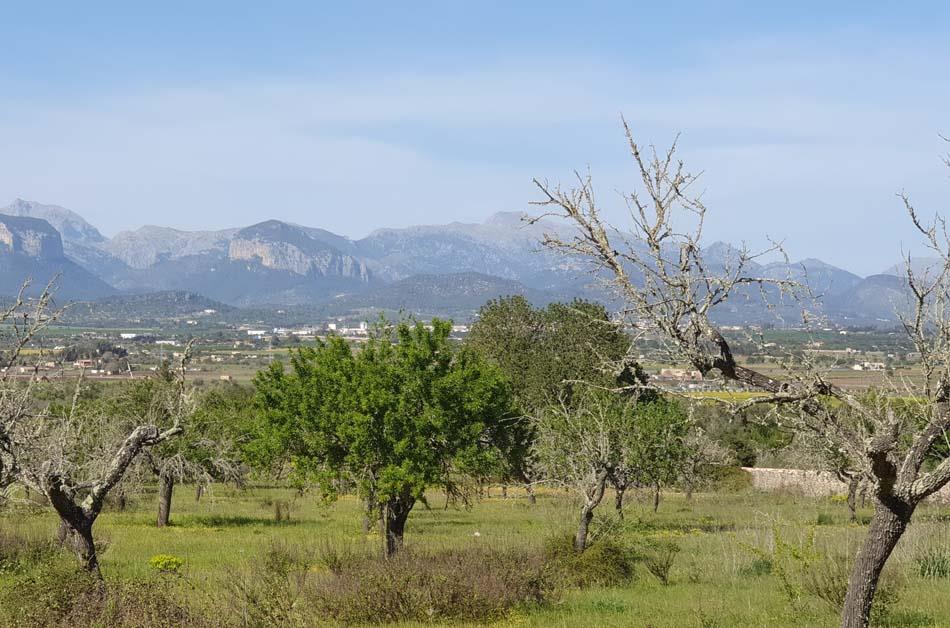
[104,226,236,269]
[0,214,65,258]
[0,214,115,299]
[229,221,370,281]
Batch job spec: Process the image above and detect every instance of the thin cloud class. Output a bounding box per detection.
[0,36,947,275]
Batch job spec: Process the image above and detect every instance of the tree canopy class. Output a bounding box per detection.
[250,319,512,554]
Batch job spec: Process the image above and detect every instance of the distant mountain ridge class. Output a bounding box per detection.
[0,212,115,300]
[0,199,921,324]
[4,198,105,246]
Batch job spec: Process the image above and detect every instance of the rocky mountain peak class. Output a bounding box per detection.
[3,198,105,245]
[230,220,370,280]
[0,214,64,259]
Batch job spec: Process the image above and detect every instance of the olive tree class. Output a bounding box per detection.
[251,319,512,556]
[532,121,950,627]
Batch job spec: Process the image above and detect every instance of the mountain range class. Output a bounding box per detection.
[0,198,920,325]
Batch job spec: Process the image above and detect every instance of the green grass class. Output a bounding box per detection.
[5,486,950,626]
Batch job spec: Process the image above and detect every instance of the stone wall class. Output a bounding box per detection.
[741,467,950,503]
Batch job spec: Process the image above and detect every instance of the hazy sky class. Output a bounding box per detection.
[1,2,949,274]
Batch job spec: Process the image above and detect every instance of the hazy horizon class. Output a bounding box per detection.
[3,3,950,274]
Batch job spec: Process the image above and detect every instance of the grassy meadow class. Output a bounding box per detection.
[4,484,950,627]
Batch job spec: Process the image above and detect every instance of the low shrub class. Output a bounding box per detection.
[706,466,753,493]
[308,546,549,623]
[543,534,640,588]
[85,579,215,627]
[801,553,904,624]
[227,541,312,627]
[274,499,292,522]
[627,515,734,534]
[0,557,99,626]
[739,556,773,577]
[230,541,548,625]
[314,538,364,575]
[641,539,680,585]
[0,557,212,627]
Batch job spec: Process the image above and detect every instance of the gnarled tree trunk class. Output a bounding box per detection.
[841,496,915,628]
[575,468,609,552]
[46,478,103,578]
[383,496,415,557]
[157,473,174,527]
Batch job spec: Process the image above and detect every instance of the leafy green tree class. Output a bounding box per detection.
[467,297,649,500]
[619,398,689,513]
[251,319,512,555]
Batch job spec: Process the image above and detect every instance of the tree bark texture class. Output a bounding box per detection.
[840,497,914,628]
[157,474,174,527]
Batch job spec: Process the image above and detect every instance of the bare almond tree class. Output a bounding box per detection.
[532,120,950,628]
[0,279,63,490]
[678,427,733,503]
[533,389,635,552]
[128,373,244,528]
[0,284,192,577]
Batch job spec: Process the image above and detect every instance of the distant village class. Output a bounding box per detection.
[8,315,473,382]
[8,305,914,392]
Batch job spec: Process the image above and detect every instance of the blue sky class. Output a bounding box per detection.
[2,2,949,274]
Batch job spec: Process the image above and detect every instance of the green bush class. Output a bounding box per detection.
[543,534,640,588]
[640,539,680,585]
[739,556,773,577]
[148,553,185,574]
[706,466,753,493]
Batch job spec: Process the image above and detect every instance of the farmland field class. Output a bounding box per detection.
[5,485,950,627]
